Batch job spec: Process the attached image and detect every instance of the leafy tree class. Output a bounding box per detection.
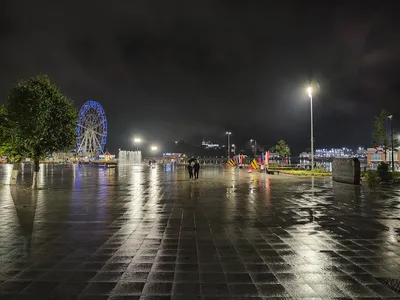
[275,140,291,164]
[1,75,77,188]
[372,109,392,160]
[0,106,27,184]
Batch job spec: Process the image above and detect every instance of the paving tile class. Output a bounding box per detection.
[200,272,226,283]
[309,283,347,297]
[54,280,89,297]
[112,282,145,295]
[147,271,175,282]
[228,283,260,296]
[339,284,378,297]
[121,271,149,281]
[250,272,279,283]
[81,282,117,295]
[142,282,173,295]
[109,296,141,300]
[139,297,172,300]
[174,272,199,282]
[68,270,97,282]
[0,280,31,294]
[200,283,230,295]
[172,282,201,295]
[91,271,124,282]
[226,272,253,283]
[366,284,400,297]
[256,283,290,297]
[20,281,60,295]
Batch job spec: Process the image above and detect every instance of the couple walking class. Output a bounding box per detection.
[188,160,200,180]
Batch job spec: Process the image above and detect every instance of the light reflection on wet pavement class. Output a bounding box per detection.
[1,164,400,299]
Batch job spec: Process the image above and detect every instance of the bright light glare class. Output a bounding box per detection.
[151,146,158,151]
[134,138,141,143]
[307,87,313,97]
[226,131,231,135]
[232,144,235,147]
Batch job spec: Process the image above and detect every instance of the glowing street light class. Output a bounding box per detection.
[133,137,141,151]
[307,86,314,171]
[250,139,257,157]
[226,132,232,158]
[232,144,236,155]
[150,145,158,162]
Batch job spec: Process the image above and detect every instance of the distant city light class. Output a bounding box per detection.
[151,146,158,151]
[300,147,367,159]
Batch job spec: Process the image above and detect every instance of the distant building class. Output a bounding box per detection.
[356,147,367,157]
[162,152,181,163]
[299,152,311,158]
[367,147,400,164]
[315,147,354,158]
[299,147,367,159]
[201,140,220,149]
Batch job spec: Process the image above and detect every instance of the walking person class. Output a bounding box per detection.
[193,160,200,180]
[188,162,194,180]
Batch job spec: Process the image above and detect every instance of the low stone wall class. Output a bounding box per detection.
[332,157,361,185]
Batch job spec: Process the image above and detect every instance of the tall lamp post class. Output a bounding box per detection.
[150,145,158,161]
[307,87,314,171]
[388,115,394,172]
[134,138,141,151]
[226,132,232,158]
[232,144,236,156]
[250,139,257,157]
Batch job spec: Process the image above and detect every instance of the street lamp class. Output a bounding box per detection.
[150,145,158,162]
[250,139,257,157]
[388,115,394,172]
[133,137,141,151]
[307,86,314,171]
[226,132,232,158]
[232,144,236,155]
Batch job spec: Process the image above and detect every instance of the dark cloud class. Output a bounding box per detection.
[1,0,400,154]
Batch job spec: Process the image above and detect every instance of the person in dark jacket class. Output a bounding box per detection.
[188,162,194,180]
[193,161,200,179]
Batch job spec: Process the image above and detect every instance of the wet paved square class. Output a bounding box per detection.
[1,164,400,299]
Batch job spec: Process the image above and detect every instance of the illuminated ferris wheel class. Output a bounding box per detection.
[76,101,107,156]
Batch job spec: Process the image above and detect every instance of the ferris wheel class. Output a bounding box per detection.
[76,101,107,156]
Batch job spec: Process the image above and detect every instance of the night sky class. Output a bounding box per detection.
[1,1,400,155]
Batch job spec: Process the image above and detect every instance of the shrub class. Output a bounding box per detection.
[365,170,379,188]
[269,162,279,169]
[280,170,331,176]
[392,171,400,182]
